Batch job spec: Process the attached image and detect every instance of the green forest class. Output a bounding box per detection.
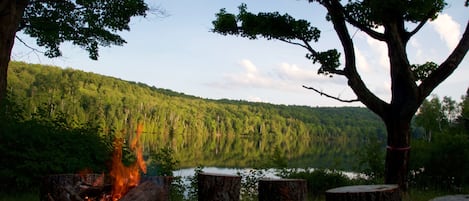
[1,61,468,194]
[1,61,385,189]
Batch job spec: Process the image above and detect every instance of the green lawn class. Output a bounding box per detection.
[0,193,38,201]
[0,190,465,201]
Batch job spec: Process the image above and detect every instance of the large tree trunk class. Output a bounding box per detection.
[0,1,28,103]
[383,117,411,190]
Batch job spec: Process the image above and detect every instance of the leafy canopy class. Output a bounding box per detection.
[213,3,341,76]
[212,0,448,78]
[340,0,446,27]
[20,0,148,60]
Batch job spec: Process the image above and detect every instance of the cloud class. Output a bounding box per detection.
[276,62,318,82]
[223,59,273,88]
[430,13,461,51]
[355,47,371,73]
[247,96,264,102]
[208,59,345,91]
[366,35,389,69]
[240,59,258,74]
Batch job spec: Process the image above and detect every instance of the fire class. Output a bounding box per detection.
[109,123,147,201]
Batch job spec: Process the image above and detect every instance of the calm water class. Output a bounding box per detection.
[173,167,363,179]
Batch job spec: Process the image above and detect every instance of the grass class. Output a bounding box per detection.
[0,192,38,201]
[1,190,465,201]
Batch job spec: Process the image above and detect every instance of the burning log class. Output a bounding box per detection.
[325,185,401,201]
[198,172,241,201]
[40,174,172,201]
[258,178,307,201]
[40,174,111,201]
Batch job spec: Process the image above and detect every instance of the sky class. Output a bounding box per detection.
[11,0,469,107]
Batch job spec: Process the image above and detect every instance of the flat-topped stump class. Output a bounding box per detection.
[198,172,241,201]
[258,178,307,201]
[325,184,401,201]
[430,195,469,201]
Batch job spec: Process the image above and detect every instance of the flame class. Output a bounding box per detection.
[109,123,147,201]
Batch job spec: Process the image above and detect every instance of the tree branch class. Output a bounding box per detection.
[407,8,437,38]
[15,36,45,54]
[407,19,428,38]
[278,38,310,50]
[302,85,359,103]
[322,0,388,116]
[341,10,386,41]
[419,21,469,101]
[278,38,347,76]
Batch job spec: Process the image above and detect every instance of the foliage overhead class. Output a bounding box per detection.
[212,3,341,76]
[213,0,450,79]
[340,0,446,26]
[20,0,148,60]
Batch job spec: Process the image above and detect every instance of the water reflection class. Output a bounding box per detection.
[173,167,364,179]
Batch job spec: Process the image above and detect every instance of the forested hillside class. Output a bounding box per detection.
[7,61,385,167]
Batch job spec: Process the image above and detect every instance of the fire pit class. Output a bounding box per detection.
[40,174,172,201]
[40,124,172,201]
[40,173,111,201]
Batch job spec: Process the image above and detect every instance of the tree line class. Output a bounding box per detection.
[410,90,469,190]
[1,61,387,191]
[7,61,386,148]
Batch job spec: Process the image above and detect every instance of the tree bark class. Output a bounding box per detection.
[325,185,401,201]
[383,113,412,190]
[197,172,241,201]
[258,178,307,201]
[0,1,28,103]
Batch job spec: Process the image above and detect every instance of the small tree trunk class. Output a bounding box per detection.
[198,172,241,201]
[0,1,27,102]
[325,184,401,201]
[258,178,307,201]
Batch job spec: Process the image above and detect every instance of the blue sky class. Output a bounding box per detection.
[12,0,469,107]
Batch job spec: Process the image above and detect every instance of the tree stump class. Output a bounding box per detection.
[258,178,307,201]
[119,176,172,201]
[325,185,401,201]
[430,195,469,201]
[198,172,241,201]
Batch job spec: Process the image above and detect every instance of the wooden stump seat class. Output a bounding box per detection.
[197,172,241,201]
[258,178,307,201]
[325,184,401,201]
[430,195,469,201]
